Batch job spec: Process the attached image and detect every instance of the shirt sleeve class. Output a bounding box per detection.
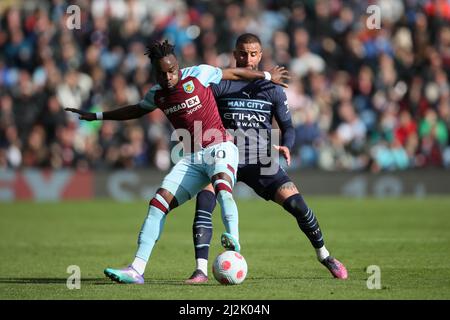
[139,85,160,111]
[272,87,295,150]
[211,80,233,98]
[181,64,223,87]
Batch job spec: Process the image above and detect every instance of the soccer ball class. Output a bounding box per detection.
[212,251,248,285]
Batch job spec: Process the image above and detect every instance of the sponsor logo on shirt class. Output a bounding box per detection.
[164,95,201,115]
[224,113,266,123]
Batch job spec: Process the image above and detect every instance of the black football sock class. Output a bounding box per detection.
[193,190,216,262]
[283,194,325,249]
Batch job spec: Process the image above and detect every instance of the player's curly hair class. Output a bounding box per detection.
[145,40,175,64]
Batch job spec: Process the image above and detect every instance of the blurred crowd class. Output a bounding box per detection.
[1,0,450,172]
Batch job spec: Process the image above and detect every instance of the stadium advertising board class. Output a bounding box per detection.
[1,169,449,201]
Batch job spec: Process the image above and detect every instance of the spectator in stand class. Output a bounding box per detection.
[0,0,450,172]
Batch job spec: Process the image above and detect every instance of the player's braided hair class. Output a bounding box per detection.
[145,40,175,64]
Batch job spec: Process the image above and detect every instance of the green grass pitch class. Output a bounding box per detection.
[1,197,450,299]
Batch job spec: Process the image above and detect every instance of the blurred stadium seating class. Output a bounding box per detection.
[1,0,450,174]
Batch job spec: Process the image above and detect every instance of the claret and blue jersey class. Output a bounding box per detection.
[139,64,231,150]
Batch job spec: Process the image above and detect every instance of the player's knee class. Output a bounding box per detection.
[149,189,176,214]
[214,180,234,204]
[212,176,233,195]
[211,172,233,186]
[161,188,180,208]
[282,194,309,219]
[197,189,216,206]
[203,183,215,193]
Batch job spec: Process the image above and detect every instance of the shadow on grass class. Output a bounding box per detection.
[0,278,109,285]
[0,276,330,286]
[0,277,191,286]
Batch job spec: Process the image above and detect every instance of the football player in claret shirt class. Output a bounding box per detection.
[185,34,347,284]
[65,40,289,284]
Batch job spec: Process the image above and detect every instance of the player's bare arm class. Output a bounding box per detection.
[273,145,291,166]
[65,104,150,121]
[271,111,294,167]
[221,66,290,88]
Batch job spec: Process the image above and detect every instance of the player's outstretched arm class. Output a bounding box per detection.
[221,66,290,88]
[65,104,150,121]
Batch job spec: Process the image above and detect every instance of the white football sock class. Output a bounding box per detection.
[196,258,208,275]
[131,256,147,275]
[315,246,330,262]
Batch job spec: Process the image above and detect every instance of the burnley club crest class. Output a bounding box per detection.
[183,80,195,93]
